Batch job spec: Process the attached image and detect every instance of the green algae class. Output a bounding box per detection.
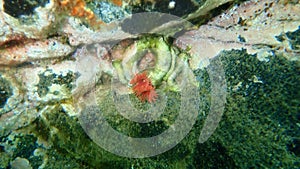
[0,74,12,109]
[96,89,181,138]
[0,45,299,169]
[36,106,131,168]
[193,49,300,168]
[87,1,127,24]
[36,69,78,98]
[0,133,41,169]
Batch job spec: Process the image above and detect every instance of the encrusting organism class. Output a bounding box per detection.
[130,72,158,103]
[57,0,124,27]
[58,0,95,19]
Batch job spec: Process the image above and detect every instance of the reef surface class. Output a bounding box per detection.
[0,0,299,168]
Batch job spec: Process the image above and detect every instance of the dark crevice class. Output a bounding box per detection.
[4,0,49,18]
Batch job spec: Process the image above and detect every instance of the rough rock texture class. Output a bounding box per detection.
[0,0,57,45]
[0,0,299,168]
[0,39,74,65]
[175,0,300,69]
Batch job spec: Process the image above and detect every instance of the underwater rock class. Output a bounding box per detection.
[185,0,234,20]
[0,0,299,168]
[0,42,114,136]
[0,70,37,136]
[0,74,12,109]
[61,17,134,46]
[0,38,74,66]
[3,0,49,18]
[10,157,32,169]
[0,0,57,46]
[109,36,196,93]
[175,0,300,69]
[88,1,128,23]
[0,72,22,116]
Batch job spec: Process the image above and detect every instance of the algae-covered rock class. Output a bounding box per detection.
[192,49,300,168]
[1,46,299,169]
[87,1,128,23]
[10,157,32,169]
[0,0,299,168]
[0,74,12,109]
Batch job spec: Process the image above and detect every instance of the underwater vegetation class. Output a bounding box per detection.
[0,0,299,168]
[197,50,300,168]
[1,46,299,168]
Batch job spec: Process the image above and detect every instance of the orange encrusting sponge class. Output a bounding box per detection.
[58,0,102,26]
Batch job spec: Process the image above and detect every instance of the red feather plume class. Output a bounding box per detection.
[130,72,158,103]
